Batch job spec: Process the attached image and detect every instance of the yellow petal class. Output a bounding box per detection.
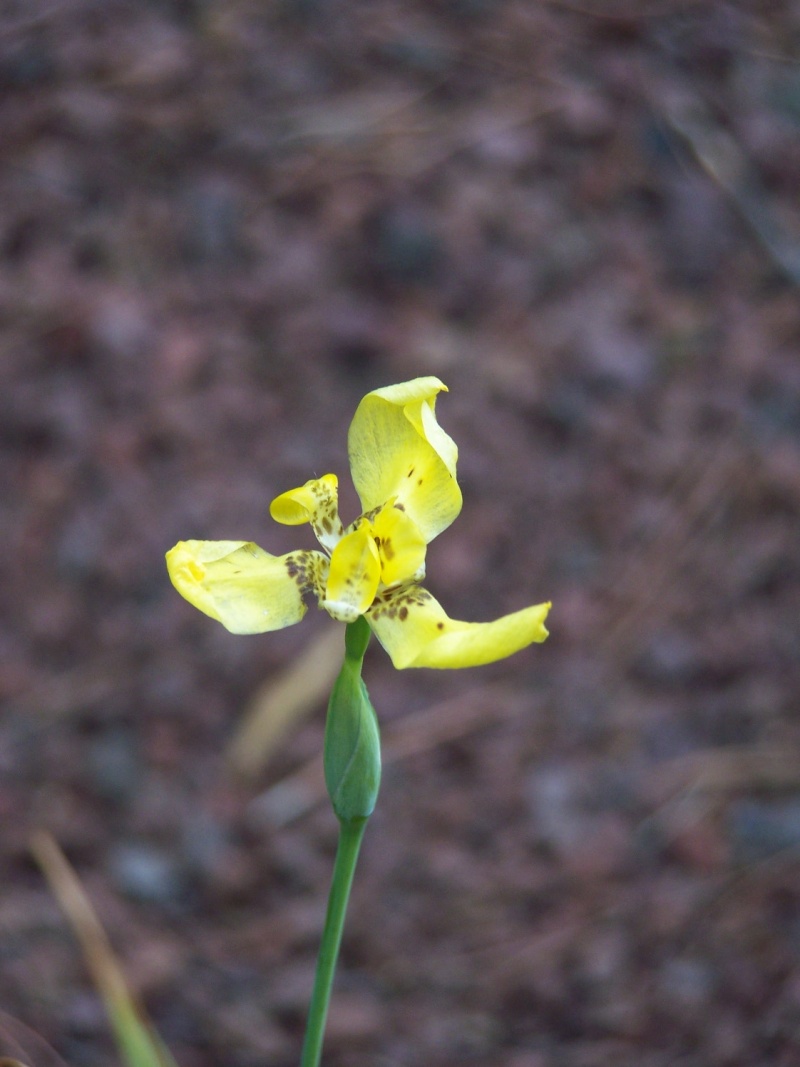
[367,586,551,669]
[370,501,426,587]
[348,377,462,543]
[323,523,381,623]
[166,540,328,634]
[269,474,343,552]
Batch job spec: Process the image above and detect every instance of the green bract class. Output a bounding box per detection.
[323,618,380,822]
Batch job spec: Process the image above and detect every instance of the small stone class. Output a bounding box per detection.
[270,960,318,1016]
[183,177,243,266]
[325,991,386,1044]
[633,630,700,687]
[767,67,800,126]
[87,728,140,804]
[0,36,56,89]
[526,763,630,876]
[658,956,716,1012]
[181,810,228,876]
[380,32,451,76]
[56,510,103,580]
[526,764,585,852]
[659,170,734,288]
[728,799,800,864]
[507,1053,550,1067]
[108,841,185,906]
[65,991,105,1036]
[669,816,728,873]
[90,289,151,363]
[373,205,440,284]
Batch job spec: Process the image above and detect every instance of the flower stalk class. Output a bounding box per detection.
[301,617,380,1066]
[300,817,366,1067]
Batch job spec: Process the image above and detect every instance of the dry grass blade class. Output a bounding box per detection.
[598,437,745,671]
[9,657,130,720]
[270,89,425,148]
[226,627,345,781]
[650,745,800,803]
[30,833,179,1067]
[0,1013,69,1067]
[660,89,800,284]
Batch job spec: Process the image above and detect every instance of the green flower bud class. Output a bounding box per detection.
[324,618,381,823]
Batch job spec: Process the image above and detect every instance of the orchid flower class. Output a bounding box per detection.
[166,377,550,669]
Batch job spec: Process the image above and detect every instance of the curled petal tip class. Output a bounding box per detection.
[368,591,551,669]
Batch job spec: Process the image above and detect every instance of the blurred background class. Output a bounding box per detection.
[2,1,800,1064]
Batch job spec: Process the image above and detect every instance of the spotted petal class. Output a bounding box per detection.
[323,523,381,623]
[370,502,426,587]
[348,377,462,543]
[367,586,551,669]
[269,474,343,552]
[166,540,328,634]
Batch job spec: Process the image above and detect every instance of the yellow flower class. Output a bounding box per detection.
[166,377,550,668]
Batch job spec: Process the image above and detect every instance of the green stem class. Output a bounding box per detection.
[300,817,367,1067]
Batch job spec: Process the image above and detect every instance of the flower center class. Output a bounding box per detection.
[322,501,427,623]
[269,475,427,623]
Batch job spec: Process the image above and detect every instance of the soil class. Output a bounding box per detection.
[2,2,800,1065]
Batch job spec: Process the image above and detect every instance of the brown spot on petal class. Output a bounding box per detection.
[284,552,327,603]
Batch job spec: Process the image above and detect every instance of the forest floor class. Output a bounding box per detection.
[2,2,800,1065]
